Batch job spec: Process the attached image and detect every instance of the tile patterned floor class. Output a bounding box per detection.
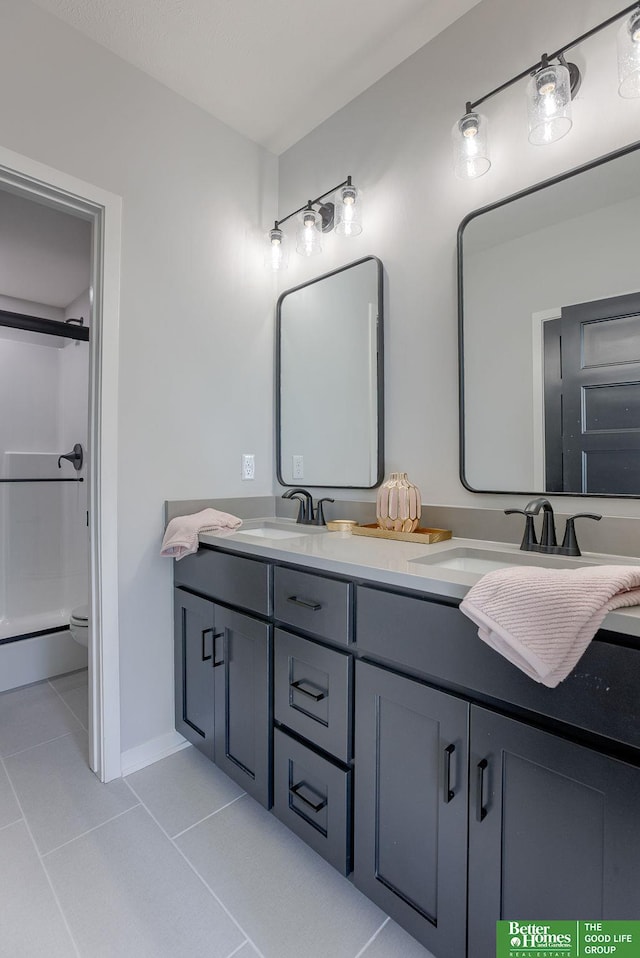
[0,671,436,958]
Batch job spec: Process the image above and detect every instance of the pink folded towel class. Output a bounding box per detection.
[160,508,242,560]
[459,564,640,687]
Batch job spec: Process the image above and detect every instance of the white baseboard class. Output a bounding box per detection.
[120,729,190,777]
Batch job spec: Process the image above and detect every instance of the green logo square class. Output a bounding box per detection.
[496,920,640,958]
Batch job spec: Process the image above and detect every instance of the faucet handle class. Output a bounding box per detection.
[561,513,602,557]
[315,498,334,526]
[505,508,538,551]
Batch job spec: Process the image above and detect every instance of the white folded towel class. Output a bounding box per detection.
[459,564,640,687]
[160,508,242,560]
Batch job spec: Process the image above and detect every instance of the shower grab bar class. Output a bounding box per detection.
[0,477,84,483]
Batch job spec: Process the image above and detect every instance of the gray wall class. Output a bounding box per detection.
[277,0,640,519]
[0,0,278,755]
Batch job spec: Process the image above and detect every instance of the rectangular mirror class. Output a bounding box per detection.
[459,141,640,498]
[277,256,384,488]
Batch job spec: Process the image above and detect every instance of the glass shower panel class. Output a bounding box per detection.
[0,328,88,640]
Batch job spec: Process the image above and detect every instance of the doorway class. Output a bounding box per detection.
[0,145,122,782]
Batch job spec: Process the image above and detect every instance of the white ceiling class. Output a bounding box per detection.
[0,190,91,309]
[31,0,483,154]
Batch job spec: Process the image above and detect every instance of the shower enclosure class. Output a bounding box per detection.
[0,308,90,690]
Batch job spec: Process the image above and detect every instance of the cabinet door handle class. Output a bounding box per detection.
[201,628,214,662]
[476,758,488,822]
[287,595,322,612]
[443,743,455,803]
[212,632,225,668]
[290,678,326,702]
[289,781,327,813]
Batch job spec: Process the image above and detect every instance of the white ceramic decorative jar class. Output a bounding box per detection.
[376,472,422,532]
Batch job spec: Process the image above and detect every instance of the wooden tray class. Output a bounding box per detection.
[351,523,452,544]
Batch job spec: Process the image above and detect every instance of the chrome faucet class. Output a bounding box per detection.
[281,488,334,526]
[505,498,601,557]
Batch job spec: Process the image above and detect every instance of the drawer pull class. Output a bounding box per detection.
[476,758,488,822]
[201,628,214,662]
[443,743,455,803]
[289,781,327,813]
[290,679,327,702]
[287,595,322,612]
[212,632,225,668]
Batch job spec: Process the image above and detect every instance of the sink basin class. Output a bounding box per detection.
[410,547,601,574]
[236,527,310,540]
[233,520,326,541]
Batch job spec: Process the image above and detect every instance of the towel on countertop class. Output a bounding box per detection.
[459,564,640,687]
[160,508,242,560]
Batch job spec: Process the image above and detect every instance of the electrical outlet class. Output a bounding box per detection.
[292,455,304,480]
[241,454,255,480]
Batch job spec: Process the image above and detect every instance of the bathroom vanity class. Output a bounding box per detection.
[173,524,640,958]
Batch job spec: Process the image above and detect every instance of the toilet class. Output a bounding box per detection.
[69,605,89,648]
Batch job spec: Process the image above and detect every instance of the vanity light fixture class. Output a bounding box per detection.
[266,224,289,271]
[454,2,638,178]
[452,103,491,179]
[296,204,323,256]
[618,6,640,96]
[334,178,363,236]
[266,175,362,269]
[527,54,575,145]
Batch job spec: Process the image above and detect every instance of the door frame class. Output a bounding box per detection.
[0,144,122,782]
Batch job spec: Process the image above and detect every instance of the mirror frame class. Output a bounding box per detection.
[457,138,640,499]
[276,255,385,489]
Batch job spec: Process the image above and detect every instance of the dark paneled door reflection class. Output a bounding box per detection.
[544,291,640,494]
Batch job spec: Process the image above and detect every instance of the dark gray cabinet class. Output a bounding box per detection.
[212,606,271,807]
[174,588,216,761]
[174,545,640,958]
[174,583,271,807]
[468,706,640,958]
[353,661,469,958]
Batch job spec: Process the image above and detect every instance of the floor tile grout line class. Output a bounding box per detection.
[224,940,251,958]
[0,752,83,958]
[41,804,142,858]
[0,816,24,834]
[2,730,75,761]
[352,917,391,958]
[125,779,267,958]
[47,677,88,732]
[169,791,247,840]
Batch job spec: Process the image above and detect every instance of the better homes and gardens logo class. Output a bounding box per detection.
[496,921,640,958]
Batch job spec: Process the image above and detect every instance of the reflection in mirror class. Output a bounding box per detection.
[277,256,383,488]
[459,142,640,498]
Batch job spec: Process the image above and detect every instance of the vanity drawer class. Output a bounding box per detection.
[274,567,352,646]
[174,547,271,616]
[274,629,352,762]
[356,585,640,750]
[272,728,351,875]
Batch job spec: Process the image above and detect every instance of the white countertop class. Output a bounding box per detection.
[199,519,640,641]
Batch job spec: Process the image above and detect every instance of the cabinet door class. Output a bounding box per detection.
[468,706,640,958]
[213,606,272,807]
[174,588,216,761]
[353,662,469,958]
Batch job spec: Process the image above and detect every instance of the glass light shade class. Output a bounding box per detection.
[265,226,289,271]
[334,183,363,236]
[527,61,572,145]
[618,11,640,98]
[296,208,322,256]
[452,110,491,179]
